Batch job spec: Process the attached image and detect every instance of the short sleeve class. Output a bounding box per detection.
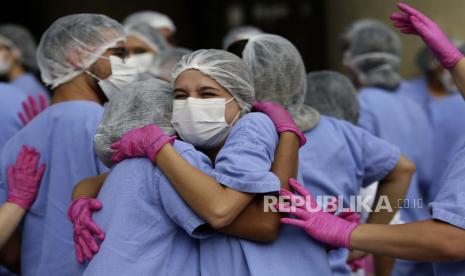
[159,145,215,239]
[430,147,465,230]
[212,112,281,193]
[357,93,380,136]
[344,123,401,187]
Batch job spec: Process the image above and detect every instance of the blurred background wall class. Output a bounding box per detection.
[2,0,465,80]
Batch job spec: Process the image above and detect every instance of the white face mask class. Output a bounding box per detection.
[86,55,139,100]
[0,50,13,75]
[127,52,155,74]
[171,97,240,149]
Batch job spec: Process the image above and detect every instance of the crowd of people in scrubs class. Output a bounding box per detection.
[1,2,465,275]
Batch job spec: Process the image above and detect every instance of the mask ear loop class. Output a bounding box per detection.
[84,55,112,81]
[225,97,241,126]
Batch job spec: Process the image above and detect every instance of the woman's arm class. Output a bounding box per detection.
[0,203,25,249]
[155,145,254,229]
[0,229,20,273]
[351,220,465,261]
[450,59,465,99]
[71,173,108,200]
[364,155,414,276]
[366,155,414,224]
[217,132,299,241]
[390,3,465,98]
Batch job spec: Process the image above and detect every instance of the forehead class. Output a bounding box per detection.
[174,69,232,95]
[175,69,220,87]
[126,35,152,49]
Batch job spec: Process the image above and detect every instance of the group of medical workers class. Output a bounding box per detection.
[1,2,465,275]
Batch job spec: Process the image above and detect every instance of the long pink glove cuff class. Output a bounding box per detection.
[434,45,463,69]
[276,125,307,147]
[343,222,359,249]
[146,135,176,162]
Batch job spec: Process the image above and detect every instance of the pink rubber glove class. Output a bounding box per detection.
[326,211,361,251]
[17,94,48,126]
[68,197,105,263]
[252,101,307,147]
[111,124,176,164]
[7,145,46,209]
[277,178,359,248]
[348,258,365,272]
[390,2,463,69]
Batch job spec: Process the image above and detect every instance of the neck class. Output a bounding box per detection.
[51,74,103,105]
[7,64,25,81]
[427,77,447,98]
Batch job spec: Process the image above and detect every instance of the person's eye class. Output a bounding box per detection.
[202,91,218,98]
[174,93,188,99]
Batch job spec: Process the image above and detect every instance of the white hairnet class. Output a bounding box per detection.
[123,11,176,33]
[222,25,263,50]
[305,71,359,124]
[94,78,175,168]
[241,34,320,131]
[0,24,37,70]
[125,23,171,54]
[342,19,402,90]
[36,14,125,89]
[149,47,192,81]
[172,49,254,114]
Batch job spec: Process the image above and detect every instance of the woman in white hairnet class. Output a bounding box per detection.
[125,22,171,74]
[69,49,313,275]
[0,24,49,100]
[225,34,414,276]
[70,79,215,275]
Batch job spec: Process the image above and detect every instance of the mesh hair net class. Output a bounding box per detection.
[125,23,171,54]
[342,19,402,91]
[416,40,465,73]
[305,71,359,124]
[36,14,125,89]
[149,47,192,81]
[222,26,263,50]
[242,34,320,131]
[172,49,255,114]
[94,78,175,168]
[123,11,176,33]
[0,24,38,70]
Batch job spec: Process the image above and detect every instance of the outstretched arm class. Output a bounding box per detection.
[391,2,465,99]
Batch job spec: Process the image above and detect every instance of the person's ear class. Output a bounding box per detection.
[67,49,85,69]
[10,48,22,62]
